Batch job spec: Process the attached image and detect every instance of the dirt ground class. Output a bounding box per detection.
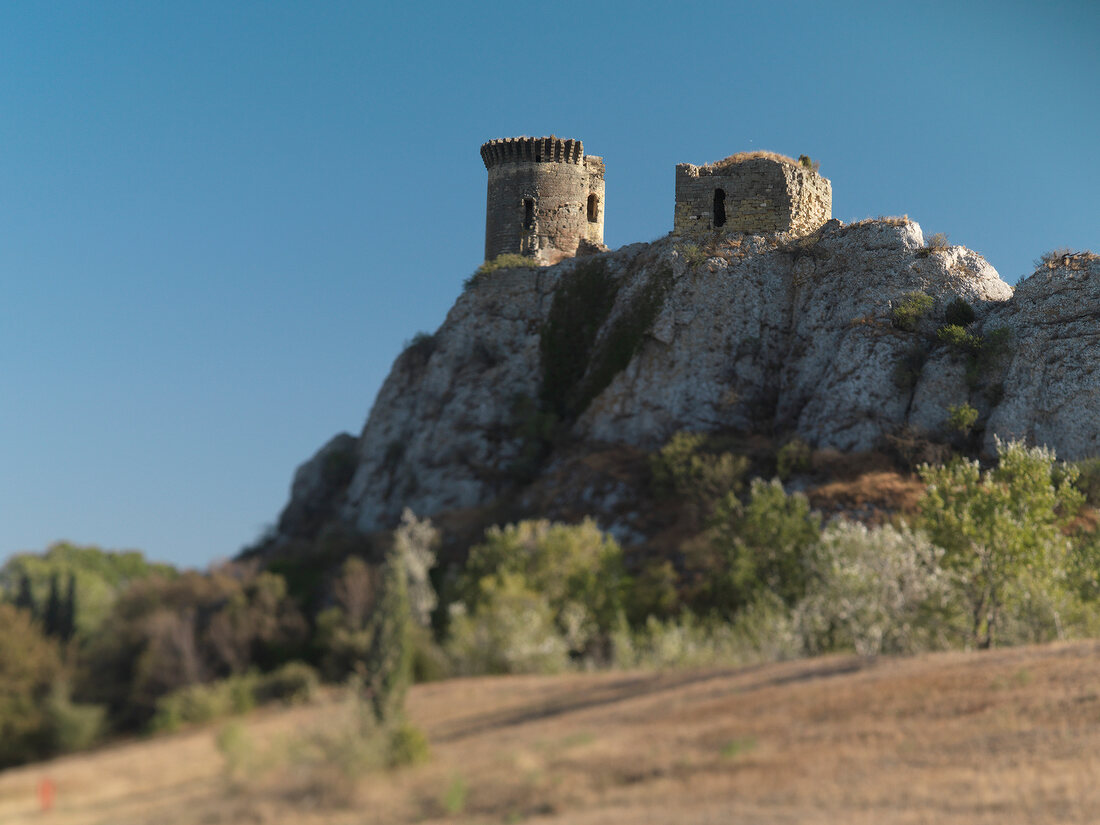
[3,641,1100,824]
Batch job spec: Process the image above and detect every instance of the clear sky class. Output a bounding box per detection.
[2,0,1097,569]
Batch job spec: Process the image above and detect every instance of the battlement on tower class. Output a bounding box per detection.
[480,136,585,168]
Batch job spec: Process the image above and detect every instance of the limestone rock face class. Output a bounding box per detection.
[340,268,551,533]
[269,225,1095,541]
[983,255,1100,458]
[275,433,359,541]
[577,221,1012,453]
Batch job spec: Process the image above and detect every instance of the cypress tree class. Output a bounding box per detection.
[14,573,36,617]
[44,573,61,638]
[61,573,77,642]
[363,548,412,723]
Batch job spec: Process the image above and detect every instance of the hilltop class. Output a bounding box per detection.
[261,220,1099,558]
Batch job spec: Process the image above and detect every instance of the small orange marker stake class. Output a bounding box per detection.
[38,777,55,813]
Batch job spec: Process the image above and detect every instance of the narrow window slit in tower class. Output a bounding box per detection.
[713,188,727,228]
[523,199,535,230]
[587,194,599,223]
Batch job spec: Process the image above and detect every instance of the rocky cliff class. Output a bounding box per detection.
[270,222,1098,547]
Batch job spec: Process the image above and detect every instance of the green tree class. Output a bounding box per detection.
[61,572,77,642]
[0,543,176,639]
[691,479,821,617]
[0,604,63,767]
[918,439,1083,648]
[363,547,413,723]
[461,519,625,659]
[44,572,62,638]
[14,572,35,615]
[315,556,378,680]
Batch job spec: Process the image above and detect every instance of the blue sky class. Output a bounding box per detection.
[1,0,1097,569]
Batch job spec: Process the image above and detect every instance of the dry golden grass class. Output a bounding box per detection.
[809,470,926,522]
[712,150,800,169]
[846,215,913,228]
[6,642,1100,824]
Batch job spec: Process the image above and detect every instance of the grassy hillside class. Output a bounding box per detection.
[3,641,1100,824]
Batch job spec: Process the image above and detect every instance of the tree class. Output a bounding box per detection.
[392,508,439,628]
[60,573,77,642]
[0,604,62,766]
[918,439,1083,648]
[14,572,35,616]
[690,479,821,617]
[363,547,412,723]
[0,542,176,639]
[44,572,62,638]
[461,519,625,659]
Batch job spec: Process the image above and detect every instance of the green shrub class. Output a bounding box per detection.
[387,720,430,768]
[1074,458,1100,505]
[611,598,798,670]
[919,439,1084,648]
[946,402,979,435]
[692,479,822,616]
[409,624,450,683]
[624,559,681,624]
[459,519,625,660]
[476,253,538,276]
[776,439,811,480]
[650,431,749,517]
[798,154,820,173]
[943,297,976,326]
[892,292,934,331]
[446,573,569,675]
[464,254,538,289]
[794,521,959,656]
[149,673,259,733]
[254,661,320,706]
[0,604,63,767]
[45,684,105,753]
[937,324,983,354]
[442,775,469,815]
[676,243,708,265]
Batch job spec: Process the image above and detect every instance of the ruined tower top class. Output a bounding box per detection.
[673,151,832,238]
[481,136,605,266]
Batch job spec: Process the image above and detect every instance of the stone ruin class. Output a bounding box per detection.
[480,139,833,265]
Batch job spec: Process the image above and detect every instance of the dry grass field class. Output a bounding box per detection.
[4,641,1100,824]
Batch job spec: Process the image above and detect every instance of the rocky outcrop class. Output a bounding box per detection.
[271,225,1098,543]
[983,253,1100,457]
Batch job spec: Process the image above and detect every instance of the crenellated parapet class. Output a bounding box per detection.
[480,136,585,169]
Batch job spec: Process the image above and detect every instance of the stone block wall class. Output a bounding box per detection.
[673,156,831,238]
[481,137,605,265]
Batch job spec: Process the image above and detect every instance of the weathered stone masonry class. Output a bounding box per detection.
[481,140,832,266]
[481,136,605,265]
[673,155,832,238]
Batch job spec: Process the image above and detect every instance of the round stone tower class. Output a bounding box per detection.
[480,136,605,265]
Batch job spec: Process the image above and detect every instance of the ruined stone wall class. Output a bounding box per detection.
[673,156,831,237]
[482,137,605,265]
